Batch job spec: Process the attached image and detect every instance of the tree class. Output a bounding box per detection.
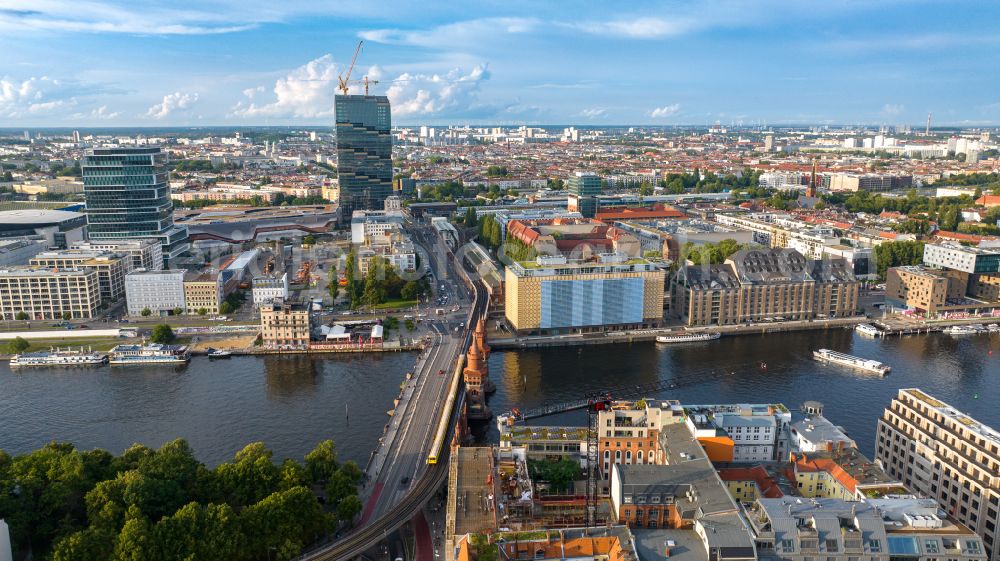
[328,269,339,302]
[150,324,175,344]
[464,207,478,227]
[345,249,359,309]
[172,307,183,316]
[113,506,153,561]
[197,308,208,316]
[214,442,280,508]
[220,301,235,315]
[62,311,73,321]
[6,336,30,354]
[638,181,654,196]
[304,440,338,484]
[302,234,316,246]
[52,528,115,561]
[337,495,363,525]
[15,311,28,321]
[874,240,926,280]
[404,319,415,331]
[361,258,388,307]
[140,308,152,317]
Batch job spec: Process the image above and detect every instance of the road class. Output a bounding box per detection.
[298,224,485,561]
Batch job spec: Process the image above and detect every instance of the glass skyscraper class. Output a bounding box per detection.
[568,171,603,218]
[82,146,189,263]
[334,95,392,217]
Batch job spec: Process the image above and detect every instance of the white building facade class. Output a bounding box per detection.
[125,269,186,316]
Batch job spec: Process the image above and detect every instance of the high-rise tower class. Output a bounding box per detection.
[334,95,392,218]
[82,146,189,265]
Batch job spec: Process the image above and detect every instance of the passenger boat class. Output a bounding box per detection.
[9,347,108,367]
[813,348,890,375]
[109,343,190,365]
[988,324,1000,333]
[207,348,232,359]
[855,324,882,337]
[944,325,983,336]
[655,332,721,344]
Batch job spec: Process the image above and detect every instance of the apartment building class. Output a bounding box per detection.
[260,300,312,348]
[29,250,130,302]
[183,272,223,315]
[686,403,792,463]
[0,267,102,320]
[596,399,686,476]
[124,269,186,316]
[673,249,859,327]
[504,253,666,335]
[747,496,987,561]
[609,423,757,561]
[875,389,1000,561]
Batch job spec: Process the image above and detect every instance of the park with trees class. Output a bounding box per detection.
[0,438,362,560]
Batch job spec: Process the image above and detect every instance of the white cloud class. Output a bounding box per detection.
[231,55,340,119]
[649,104,681,118]
[90,105,120,119]
[579,107,607,118]
[567,16,696,39]
[385,64,490,117]
[146,92,199,119]
[360,17,538,48]
[0,1,260,35]
[882,103,904,116]
[0,75,76,117]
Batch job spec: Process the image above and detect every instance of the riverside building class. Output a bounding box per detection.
[0,268,102,320]
[672,249,859,327]
[124,269,186,316]
[504,253,666,335]
[875,389,1000,561]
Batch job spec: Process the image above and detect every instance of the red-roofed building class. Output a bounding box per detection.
[975,194,1000,208]
[718,465,784,503]
[594,204,686,223]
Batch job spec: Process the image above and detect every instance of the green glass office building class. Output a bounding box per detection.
[335,95,392,217]
[568,171,602,218]
[82,146,189,263]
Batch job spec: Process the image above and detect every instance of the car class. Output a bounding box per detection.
[437,369,445,375]
[78,324,90,329]
[400,476,410,487]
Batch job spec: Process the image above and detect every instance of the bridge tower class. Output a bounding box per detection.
[464,318,494,420]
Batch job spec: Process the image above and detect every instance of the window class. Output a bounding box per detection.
[868,540,882,553]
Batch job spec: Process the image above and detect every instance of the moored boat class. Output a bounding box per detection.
[655,332,721,344]
[9,347,108,367]
[109,343,190,365]
[813,348,890,375]
[855,324,882,337]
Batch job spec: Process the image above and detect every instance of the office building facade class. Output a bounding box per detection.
[124,269,186,316]
[29,250,130,302]
[673,249,859,326]
[875,389,1000,561]
[0,268,102,320]
[335,95,392,217]
[567,172,603,218]
[71,240,163,271]
[504,254,666,335]
[82,146,189,263]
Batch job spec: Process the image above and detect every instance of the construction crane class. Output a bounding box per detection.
[337,41,363,95]
[335,41,380,96]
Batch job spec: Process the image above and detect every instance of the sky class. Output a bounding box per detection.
[1,0,999,127]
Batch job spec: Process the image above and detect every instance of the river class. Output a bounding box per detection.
[480,329,1000,457]
[0,353,413,466]
[1,330,997,466]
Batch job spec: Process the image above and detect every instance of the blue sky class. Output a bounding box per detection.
[1,0,998,127]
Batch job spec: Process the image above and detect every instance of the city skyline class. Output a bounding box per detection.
[2,0,1000,127]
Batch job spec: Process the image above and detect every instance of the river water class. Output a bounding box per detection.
[1,331,997,466]
[0,353,413,466]
[481,329,1000,457]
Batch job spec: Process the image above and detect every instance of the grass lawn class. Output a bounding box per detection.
[372,299,419,310]
[11,337,126,353]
